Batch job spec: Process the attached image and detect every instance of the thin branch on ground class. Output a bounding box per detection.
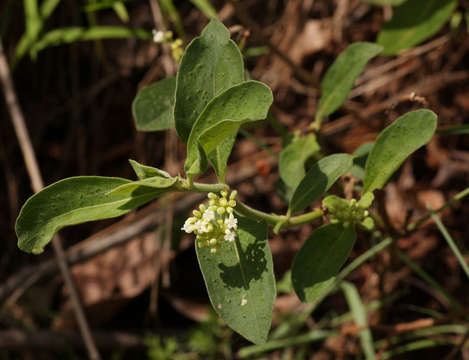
[0,41,102,360]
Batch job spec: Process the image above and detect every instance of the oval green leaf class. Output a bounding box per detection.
[292,223,356,303]
[279,134,320,191]
[128,159,172,180]
[315,42,383,124]
[185,81,273,179]
[174,18,244,142]
[16,177,161,254]
[132,77,176,132]
[289,154,353,214]
[196,217,276,344]
[377,0,458,55]
[363,109,437,194]
[107,176,177,195]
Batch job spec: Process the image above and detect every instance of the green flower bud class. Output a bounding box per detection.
[208,192,218,200]
[209,238,217,245]
[220,190,228,198]
[217,207,225,215]
[219,198,228,207]
[199,204,206,212]
[193,210,202,218]
[229,190,237,200]
[228,200,236,207]
[210,248,217,254]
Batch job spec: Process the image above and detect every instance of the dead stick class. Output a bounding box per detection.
[0,41,102,360]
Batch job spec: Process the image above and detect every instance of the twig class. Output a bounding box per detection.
[0,41,102,360]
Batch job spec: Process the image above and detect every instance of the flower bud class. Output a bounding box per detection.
[208,192,218,200]
[230,190,237,200]
[210,248,217,254]
[220,190,228,198]
[217,207,225,215]
[199,204,206,212]
[193,210,202,218]
[228,200,236,207]
[219,198,228,207]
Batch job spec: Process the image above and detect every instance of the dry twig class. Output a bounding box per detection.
[0,41,102,360]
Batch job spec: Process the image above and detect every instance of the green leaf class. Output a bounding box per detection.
[315,42,383,124]
[190,0,218,19]
[15,177,161,254]
[377,0,458,55]
[289,154,353,214]
[174,19,244,143]
[341,282,376,360]
[363,109,437,194]
[196,217,275,344]
[29,26,151,57]
[132,77,176,132]
[292,223,356,303]
[128,159,172,180]
[279,134,320,190]
[112,1,129,23]
[107,176,177,195]
[185,81,273,180]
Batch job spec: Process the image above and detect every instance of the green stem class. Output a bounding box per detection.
[407,187,469,231]
[235,201,323,228]
[288,209,323,226]
[178,177,324,228]
[234,200,283,225]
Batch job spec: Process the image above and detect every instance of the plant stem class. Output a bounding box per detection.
[180,178,324,228]
[234,200,283,225]
[288,209,323,226]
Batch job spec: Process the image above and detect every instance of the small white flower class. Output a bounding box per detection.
[202,209,215,222]
[152,30,164,43]
[182,219,196,233]
[224,230,236,242]
[224,213,238,230]
[195,219,209,233]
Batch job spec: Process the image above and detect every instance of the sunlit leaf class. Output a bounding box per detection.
[289,154,353,214]
[185,81,272,180]
[174,19,244,143]
[16,177,160,254]
[363,109,437,193]
[196,217,275,344]
[315,42,382,124]
[279,134,320,191]
[128,159,172,180]
[132,77,176,132]
[377,0,458,54]
[292,223,356,303]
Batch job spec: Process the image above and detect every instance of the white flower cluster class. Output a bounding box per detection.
[182,190,238,253]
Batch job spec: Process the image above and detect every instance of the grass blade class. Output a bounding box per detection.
[431,211,469,280]
[341,281,376,360]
